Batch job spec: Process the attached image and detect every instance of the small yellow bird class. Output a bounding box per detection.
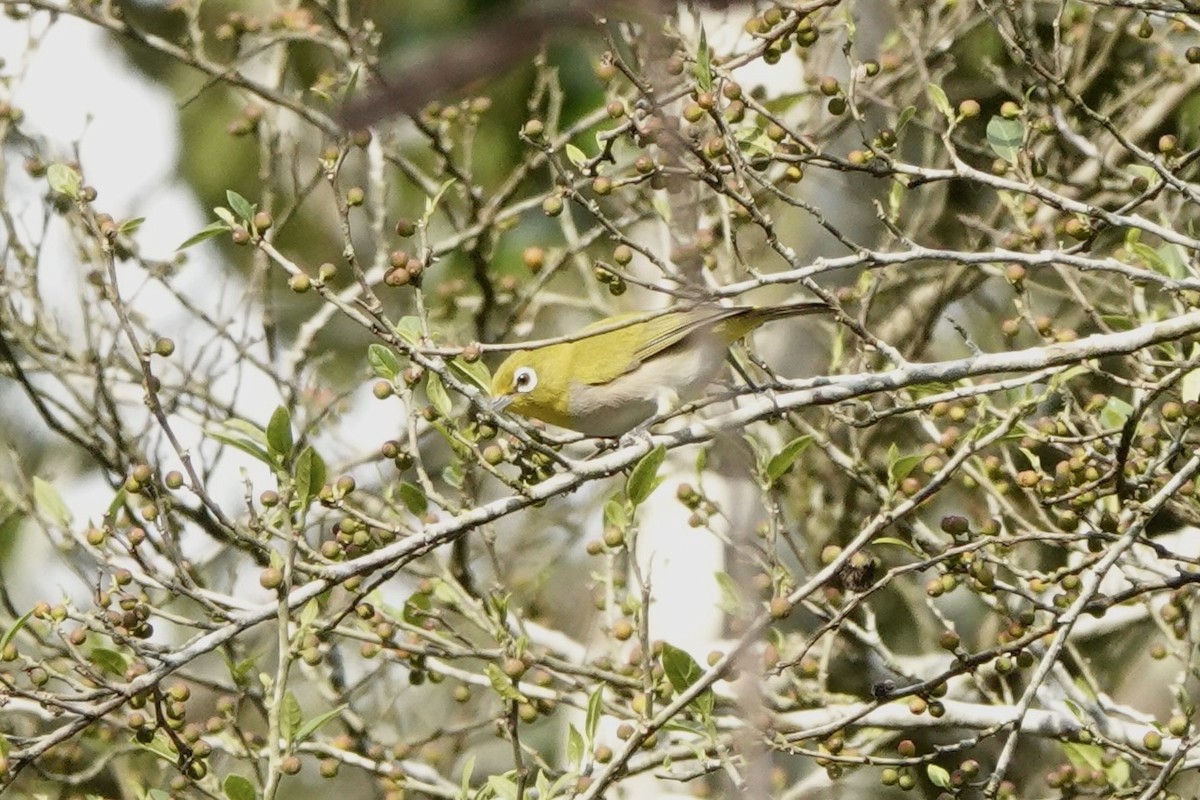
[490,302,828,437]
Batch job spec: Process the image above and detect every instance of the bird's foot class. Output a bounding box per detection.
[617,424,656,449]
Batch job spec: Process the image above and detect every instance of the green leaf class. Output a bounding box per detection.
[895,105,916,134]
[585,685,603,742]
[714,571,746,615]
[874,537,921,556]
[441,462,465,490]
[486,663,528,703]
[927,84,952,119]
[886,443,923,487]
[1123,242,1171,277]
[426,373,452,417]
[398,482,428,516]
[565,143,587,168]
[422,179,456,225]
[208,419,273,465]
[224,417,270,444]
[448,356,491,394]
[459,754,475,798]
[1099,396,1132,430]
[132,731,177,762]
[0,509,18,565]
[927,763,952,789]
[694,26,712,92]
[1127,164,1159,190]
[887,178,905,220]
[1061,741,1104,771]
[340,63,361,102]
[266,406,293,460]
[660,642,714,717]
[294,703,347,744]
[765,436,812,484]
[368,344,401,381]
[228,655,257,688]
[223,774,257,800]
[280,691,302,744]
[1156,243,1187,278]
[294,446,327,502]
[1182,347,1200,402]
[1104,753,1131,787]
[485,774,519,800]
[47,163,81,199]
[432,579,457,606]
[603,496,628,530]
[393,316,422,345]
[626,444,667,506]
[102,488,126,522]
[298,598,319,628]
[33,477,71,526]
[403,591,431,625]
[986,116,1023,164]
[176,222,230,252]
[567,725,584,767]
[661,642,702,693]
[118,217,145,235]
[226,190,255,223]
[208,429,273,467]
[0,608,34,654]
[89,647,128,677]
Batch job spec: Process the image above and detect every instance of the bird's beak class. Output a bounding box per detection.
[491,394,514,413]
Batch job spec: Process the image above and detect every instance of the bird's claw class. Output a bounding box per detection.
[617,424,655,449]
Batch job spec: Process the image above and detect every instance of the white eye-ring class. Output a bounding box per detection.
[513,366,538,394]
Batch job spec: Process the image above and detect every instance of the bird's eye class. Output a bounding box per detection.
[513,366,538,393]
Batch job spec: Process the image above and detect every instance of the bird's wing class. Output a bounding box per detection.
[574,307,741,386]
[631,307,741,363]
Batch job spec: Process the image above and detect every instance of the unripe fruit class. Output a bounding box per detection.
[522,119,544,139]
[259,567,283,589]
[522,246,545,273]
[769,597,790,619]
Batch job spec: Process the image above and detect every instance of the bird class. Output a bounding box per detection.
[489,302,829,437]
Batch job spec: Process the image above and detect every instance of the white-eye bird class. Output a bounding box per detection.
[490,302,828,437]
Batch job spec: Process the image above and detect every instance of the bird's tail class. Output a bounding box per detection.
[750,300,830,323]
[716,300,830,342]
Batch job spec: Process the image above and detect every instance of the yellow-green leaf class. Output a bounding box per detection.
[986,116,1023,164]
[266,406,293,460]
[368,344,401,381]
[47,163,81,199]
[33,477,71,527]
[766,436,812,484]
[626,444,666,506]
